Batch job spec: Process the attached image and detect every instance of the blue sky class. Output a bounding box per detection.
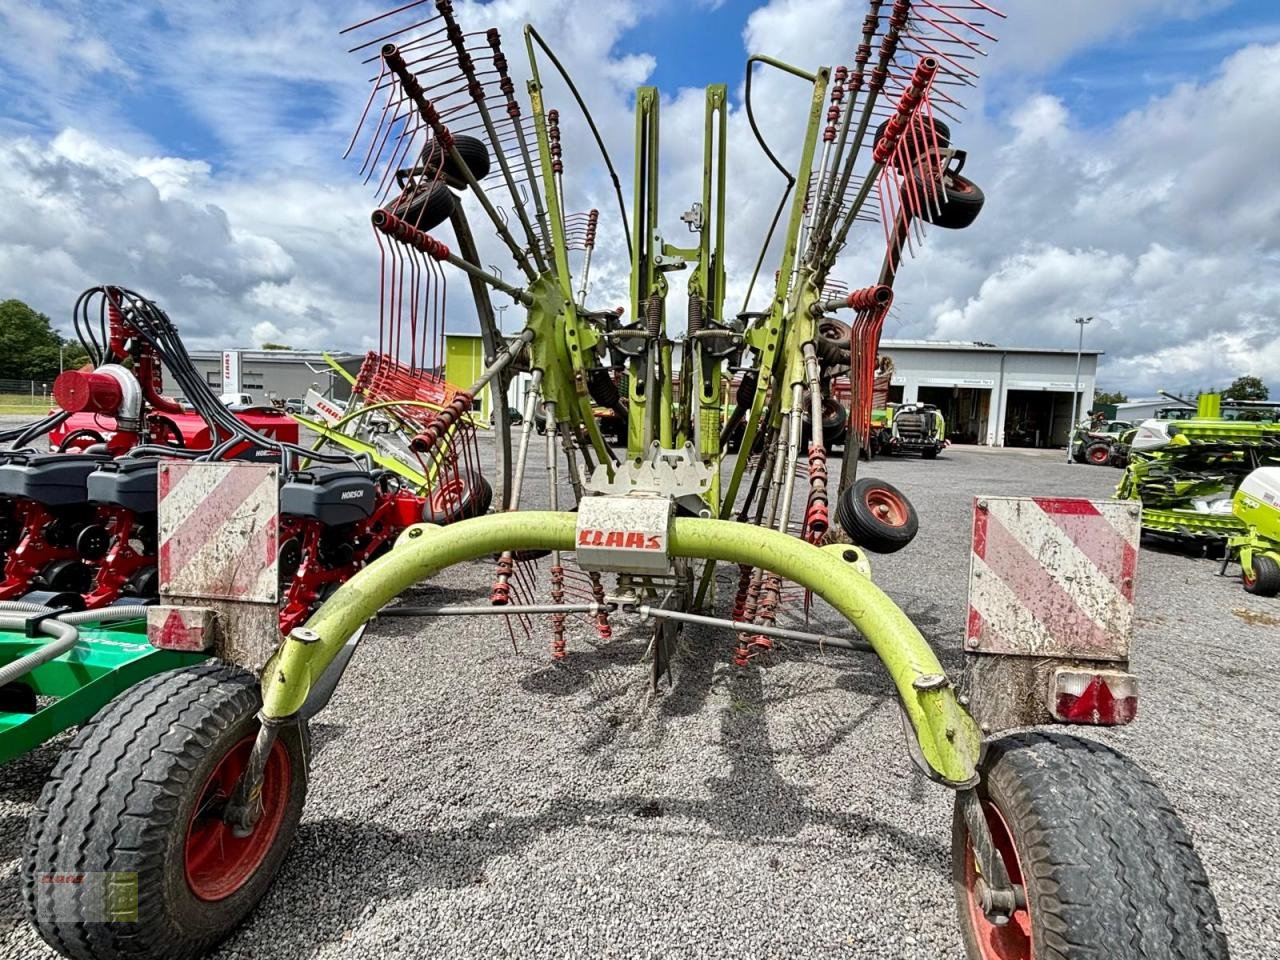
[1,0,1278,395]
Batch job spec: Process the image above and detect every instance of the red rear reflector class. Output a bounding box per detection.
[1049,669,1138,726]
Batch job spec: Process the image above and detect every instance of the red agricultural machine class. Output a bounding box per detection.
[0,285,486,763]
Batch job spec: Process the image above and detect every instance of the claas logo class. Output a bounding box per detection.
[578,529,662,550]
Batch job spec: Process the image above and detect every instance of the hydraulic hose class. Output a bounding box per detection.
[0,604,150,688]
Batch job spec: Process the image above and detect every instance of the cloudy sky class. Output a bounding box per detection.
[0,0,1276,396]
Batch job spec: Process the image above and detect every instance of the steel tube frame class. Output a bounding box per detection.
[259,512,981,785]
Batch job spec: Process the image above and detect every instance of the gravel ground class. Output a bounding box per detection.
[2,440,1278,959]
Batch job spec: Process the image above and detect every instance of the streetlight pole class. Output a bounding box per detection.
[1066,315,1094,464]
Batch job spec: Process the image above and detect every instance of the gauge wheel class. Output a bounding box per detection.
[835,477,919,553]
[1243,554,1280,597]
[953,732,1227,960]
[23,663,307,960]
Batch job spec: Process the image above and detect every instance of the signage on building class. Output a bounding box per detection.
[221,350,242,394]
[921,377,995,388]
[1008,379,1079,390]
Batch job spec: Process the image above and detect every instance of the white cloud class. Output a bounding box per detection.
[0,0,1275,398]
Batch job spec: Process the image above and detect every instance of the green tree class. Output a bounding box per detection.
[1221,375,1268,401]
[261,342,294,351]
[0,299,73,381]
[1093,389,1127,406]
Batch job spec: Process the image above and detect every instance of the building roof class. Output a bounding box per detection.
[187,349,364,363]
[881,339,1104,356]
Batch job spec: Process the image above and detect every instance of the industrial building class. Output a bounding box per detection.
[877,340,1100,448]
[169,350,366,405]
[191,337,1099,450]
[444,333,1100,449]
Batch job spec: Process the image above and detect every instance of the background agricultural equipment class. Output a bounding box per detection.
[0,287,483,766]
[1071,417,1133,466]
[1118,394,1280,555]
[1224,466,1280,596]
[882,400,945,458]
[19,4,1228,960]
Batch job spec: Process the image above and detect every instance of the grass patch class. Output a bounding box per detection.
[0,392,53,415]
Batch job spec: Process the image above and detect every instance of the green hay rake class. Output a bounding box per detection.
[19,4,1229,959]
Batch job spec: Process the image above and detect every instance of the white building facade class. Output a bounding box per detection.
[879,340,1101,448]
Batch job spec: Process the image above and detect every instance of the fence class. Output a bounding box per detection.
[0,379,55,414]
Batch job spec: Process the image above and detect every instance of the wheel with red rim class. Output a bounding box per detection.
[1243,553,1280,596]
[23,663,308,960]
[835,476,919,553]
[1084,441,1112,466]
[953,732,1228,960]
[423,469,492,524]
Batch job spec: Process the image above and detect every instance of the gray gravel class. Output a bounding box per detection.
[2,441,1278,959]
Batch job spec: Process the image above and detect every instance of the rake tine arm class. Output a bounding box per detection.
[381,44,538,279]
[807,0,909,269]
[436,4,549,272]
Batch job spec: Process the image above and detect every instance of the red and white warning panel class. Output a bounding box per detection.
[157,461,280,603]
[967,496,1141,661]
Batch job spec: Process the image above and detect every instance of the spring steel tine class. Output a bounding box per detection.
[903,36,981,80]
[345,58,391,160]
[907,6,987,54]
[382,44,538,280]
[914,0,1001,43]
[437,4,547,272]
[808,0,908,267]
[341,0,434,36]
[811,1,881,250]
[357,78,402,176]
[354,21,447,60]
[822,55,938,276]
[376,114,422,200]
[490,29,554,257]
[363,94,408,183]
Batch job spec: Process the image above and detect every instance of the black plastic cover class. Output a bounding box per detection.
[87,459,160,513]
[280,469,377,526]
[0,454,112,506]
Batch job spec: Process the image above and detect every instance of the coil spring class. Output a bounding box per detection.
[687,292,704,336]
[550,564,567,660]
[806,441,829,541]
[589,572,612,639]
[646,294,662,339]
[491,554,514,605]
[732,564,753,621]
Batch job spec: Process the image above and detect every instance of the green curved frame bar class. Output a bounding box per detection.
[259,512,981,785]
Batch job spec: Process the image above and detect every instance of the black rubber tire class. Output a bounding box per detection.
[23,663,308,960]
[953,732,1228,960]
[421,134,492,186]
[423,470,493,524]
[835,477,919,553]
[922,446,939,460]
[874,116,951,164]
[916,172,985,230]
[1243,554,1280,597]
[815,317,852,365]
[1084,441,1112,466]
[388,181,455,232]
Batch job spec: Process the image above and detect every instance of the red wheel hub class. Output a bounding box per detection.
[185,734,290,902]
[1088,446,1110,464]
[964,799,1034,960]
[430,475,466,513]
[865,488,908,527]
